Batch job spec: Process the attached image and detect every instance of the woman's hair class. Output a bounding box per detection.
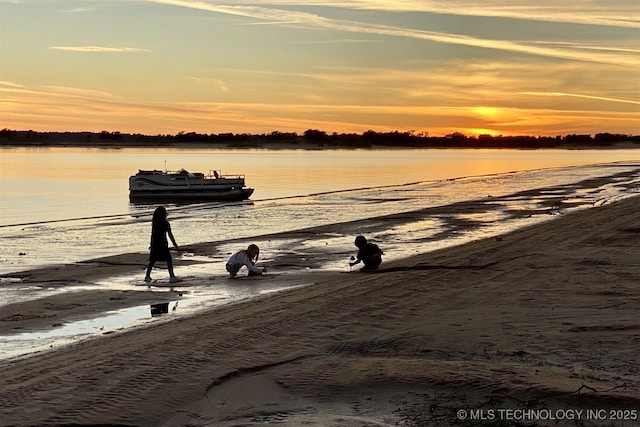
[246,244,260,261]
[152,206,167,225]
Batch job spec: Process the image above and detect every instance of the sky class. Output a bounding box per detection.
[0,0,639,137]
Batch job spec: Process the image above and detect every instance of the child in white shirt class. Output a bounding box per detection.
[226,244,267,277]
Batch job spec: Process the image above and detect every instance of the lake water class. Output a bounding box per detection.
[1,147,640,275]
[1,147,639,360]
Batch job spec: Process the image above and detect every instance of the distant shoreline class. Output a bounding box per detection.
[1,129,639,150]
[2,140,640,151]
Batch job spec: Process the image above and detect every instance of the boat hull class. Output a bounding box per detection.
[129,188,254,202]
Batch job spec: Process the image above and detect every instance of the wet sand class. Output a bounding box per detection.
[0,195,639,426]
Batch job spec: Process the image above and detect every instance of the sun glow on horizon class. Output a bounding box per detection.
[0,1,638,136]
[467,128,506,137]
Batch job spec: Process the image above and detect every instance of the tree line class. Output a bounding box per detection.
[1,128,638,148]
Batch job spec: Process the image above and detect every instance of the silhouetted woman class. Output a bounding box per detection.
[144,206,181,283]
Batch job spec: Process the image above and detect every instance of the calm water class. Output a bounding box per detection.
[1,147,639,274]
[1,147,639,226]
[1,147,639,361]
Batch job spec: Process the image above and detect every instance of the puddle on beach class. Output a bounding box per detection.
[0,303,173,360]
[0,263,312,362]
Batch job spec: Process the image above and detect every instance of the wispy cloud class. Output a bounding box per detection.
[48,46,151,53]
[41,86,114,99]
[190,77,230,92]
[521,92,640,106]
[533,41,640,54]
[354,0,640,29]
[154,0,640,28]
[0,81,26,89]
[290,38,378,45]
[144,1,327,23]
[58,6,93,13]
[323,21,640,67]
[144,0,640,66]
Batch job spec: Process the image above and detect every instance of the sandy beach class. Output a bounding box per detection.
[0,195,639,426]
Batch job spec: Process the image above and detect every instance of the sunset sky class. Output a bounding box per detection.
[1,0,639,136]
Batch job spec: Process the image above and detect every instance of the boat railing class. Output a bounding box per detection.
[206,170,245,180]
[136,169,245,179]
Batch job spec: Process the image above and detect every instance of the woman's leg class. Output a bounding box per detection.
[167,256,182,282]
[145,261,155,281]
[167,256,175,278]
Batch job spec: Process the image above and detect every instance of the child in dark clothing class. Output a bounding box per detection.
[349,235,383,271]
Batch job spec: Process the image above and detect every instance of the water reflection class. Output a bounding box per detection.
[150,301,175,316]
